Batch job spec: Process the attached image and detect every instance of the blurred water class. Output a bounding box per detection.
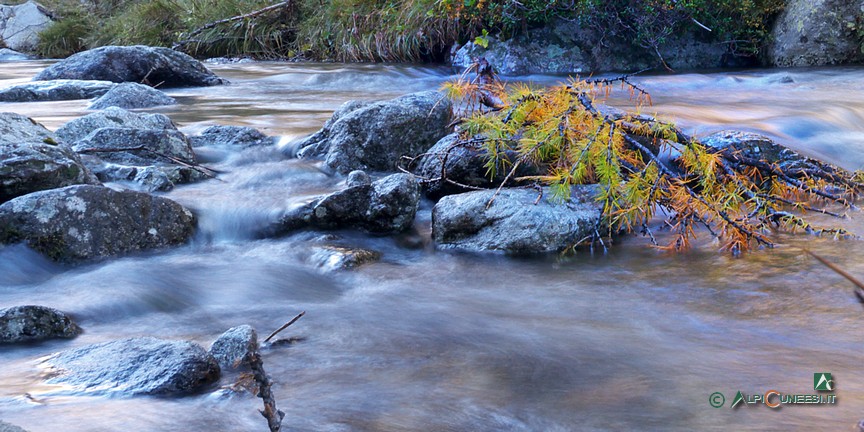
[0,62,863,431]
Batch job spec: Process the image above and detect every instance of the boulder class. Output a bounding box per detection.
[188,125,274,148]
[209,325,257,370]
[308,245,381,272]
[701,130,838,173]
[432,186,603,253]
[768,0,864,67]
[272,173,420,236]
[0,305,81,344]
[415,133,539,199]
[33,45,226,87]
[0,185,196,261]
[42,337,220,396]
[0,421,29,432]
[295,92,452,173]
[0,1,52,53]
[452,18,729,75]
[0,48,31,61]
[72,128,195,165]
[0,112,98,203]
[55,106,177,143]
[88,82,177,110]
[0,80,116,103]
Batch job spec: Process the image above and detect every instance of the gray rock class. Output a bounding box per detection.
[769,0,864,67]
[273,173,420,236]
[0,80,116,102]
[209,325,257,370]
[0,421,29,432]
[452,19,729,75]
[0,305,81,344]
[55,106,177,143]
[432,186,603,253]
[0,185,196,261]
[415,133,538,199]
[701,130,842,174]
[88,82,176,110]
[188,125,273,148]
[296,92,452,173]
[345,170,371,187]
[73,128,195,165]
[0,48,32,61]
[42,337,220,396]
[309,245,381,272]
[0,112,99,203]
[0,1,52,53]
[33,45,226,87]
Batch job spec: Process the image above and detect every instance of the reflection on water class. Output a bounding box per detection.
[1,62,864,431]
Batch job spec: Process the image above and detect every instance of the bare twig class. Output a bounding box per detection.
[245,351,285,432]
[173,1,292,51]
[264,311,306,343]
[804,249,864,303]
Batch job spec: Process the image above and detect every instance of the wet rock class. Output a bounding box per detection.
[0,48,32,61]
[309,245,381,272]
[452,19,728,75]
[0,421,29,432]
[701,130,835,173]
[769,0,864,67]
[188,125,274,148]
[296,92,452,173]
[0,113,99,203]
[273,173,420,236]
[0,1,52,53]
[88,82,177,110]
[55,106,177,143]
[33,45,226,87]
[0,305,81,344]
[0,185,196,261]
[432,186,603,254]
[72,128,195,165]
[0,80,116,102]
[415,133,539,199]
[209,325,258,370]
[42,337,220,396]
[345,170,371,187]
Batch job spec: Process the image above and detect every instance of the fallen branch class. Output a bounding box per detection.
[245,350,285,432]
[804,249,864,304]
[264,311,305,343]
[77,145,222,181]
[173,1,292,51]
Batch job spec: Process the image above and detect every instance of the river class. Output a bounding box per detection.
[1,61,863,431]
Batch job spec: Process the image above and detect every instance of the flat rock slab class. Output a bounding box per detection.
[34,45,226,88]
[432,186,603,254]
[55,106,177,143]
[42,337,220,396]
[0,185,196,261]
[0,80,116,102]
[0,305,81,344]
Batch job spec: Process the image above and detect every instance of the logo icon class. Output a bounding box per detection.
[709,392,725,408]
[731,391,745,408]
[814,373,833,391]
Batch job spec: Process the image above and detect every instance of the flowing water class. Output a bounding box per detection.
[1,62,864,431]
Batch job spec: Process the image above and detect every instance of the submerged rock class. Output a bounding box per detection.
[296,92,452,173]
[769,0,864,67]
[209,325,258,370]
[42,337,220,396]
[0,185,196,261]
[88,82,177,110]
[308,245,381,272]
[55,106,177,143]
[33,45,226,87]
[0,113,98,203]
[432,186,603,254]
[0,80,116,102]
[189,125,274,148]
[273,173,420,236]
[0,305,81,344]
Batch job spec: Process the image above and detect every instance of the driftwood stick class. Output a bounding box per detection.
[804,249,864,303]
[245,350,285,432]
[264,311,305,343]
[173,1,292,50]
[77,145,222,180]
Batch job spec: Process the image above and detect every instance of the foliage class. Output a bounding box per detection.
[35,7,92,58]
[441,66,862,254]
